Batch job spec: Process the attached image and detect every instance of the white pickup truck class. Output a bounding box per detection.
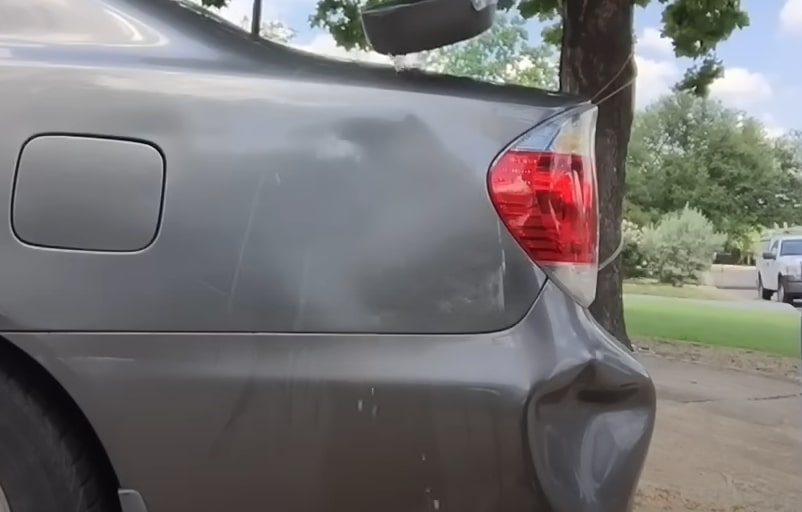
[757,235,802,303]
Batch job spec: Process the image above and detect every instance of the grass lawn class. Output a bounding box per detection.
[624,296,800,357]
[623,278,732,300]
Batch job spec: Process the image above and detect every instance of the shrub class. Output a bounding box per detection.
[621,219,649,278]
[640,206,726,286]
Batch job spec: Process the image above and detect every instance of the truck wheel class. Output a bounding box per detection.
[777,278,792,304]
[0,363,117,512]
[758,276,773,300]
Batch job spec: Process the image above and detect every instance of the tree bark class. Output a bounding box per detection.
[250,0,263,38]
[560,0,635,349]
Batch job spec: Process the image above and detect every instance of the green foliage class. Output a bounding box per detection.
[663,0,749,94]
[621,219,649,278]
[626,92,802,245]
[773,129,802,178]
[715,226,761,264]
[308,0,379,51]
[422,13,558,89]
[639,206,726,285]
[674,55,723,96]
[763,224,802,240]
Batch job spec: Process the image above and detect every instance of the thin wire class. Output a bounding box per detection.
[590,50,636,105]
[593,73,637,108]
[584,50,637,272]
[599,235,624,272]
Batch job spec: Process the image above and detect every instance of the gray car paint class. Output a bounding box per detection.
[0,1,656,511]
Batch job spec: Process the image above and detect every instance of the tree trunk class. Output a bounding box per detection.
[560,0,635,349]
[250,0,263,38]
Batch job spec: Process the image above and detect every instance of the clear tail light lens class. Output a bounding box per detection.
[488,106,599,306]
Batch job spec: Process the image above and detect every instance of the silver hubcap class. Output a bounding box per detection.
[778,284,784,302]
[0,482,11,512]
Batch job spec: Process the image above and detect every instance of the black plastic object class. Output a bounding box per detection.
[361,0,497,56]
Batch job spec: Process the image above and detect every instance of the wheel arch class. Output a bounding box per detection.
[0,334,122,501]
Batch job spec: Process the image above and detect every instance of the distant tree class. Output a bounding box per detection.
[422,13,558,89]
[626,92,802,255]
[773,130,802,177]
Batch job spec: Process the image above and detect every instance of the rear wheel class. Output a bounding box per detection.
[0,364,117,512]
[758,275,773,300]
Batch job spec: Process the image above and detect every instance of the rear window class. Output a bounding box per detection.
[780,239,802,256]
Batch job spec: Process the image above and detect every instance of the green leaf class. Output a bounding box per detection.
[673,55,724,96]
[661,0,749,58]
[517,0,561,19]
[627,92,802,238]
[422,13,558,89]
[309,0,378,50]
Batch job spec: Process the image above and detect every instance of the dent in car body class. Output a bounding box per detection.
[0,1,656,511]
[6,282,654,512]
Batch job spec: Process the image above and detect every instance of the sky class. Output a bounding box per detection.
[215,0,802,134]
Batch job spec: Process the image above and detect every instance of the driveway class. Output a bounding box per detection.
[708,264,802,310]
[636,354,802,511]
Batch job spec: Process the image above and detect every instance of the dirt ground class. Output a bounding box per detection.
[634,339,801,511]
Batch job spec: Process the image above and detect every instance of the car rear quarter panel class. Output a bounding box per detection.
[0,0,571,334]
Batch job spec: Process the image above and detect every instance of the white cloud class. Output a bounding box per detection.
[217,0,314,25]
[217,0,254,21]
[764,123,787,139]
[632,45,776,120]
[637,27,673,56]
[212,1,394,65]
[295,33,392,64]
[709,67,773,109]
[631,27,684,107]
[754,113,786,139]
[780,0,802,33]
[634,55,680,107]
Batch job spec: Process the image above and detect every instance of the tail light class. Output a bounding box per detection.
[488,105,599,307]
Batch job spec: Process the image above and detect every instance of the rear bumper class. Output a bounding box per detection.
[522,281,656,512]
[6,282,656,512]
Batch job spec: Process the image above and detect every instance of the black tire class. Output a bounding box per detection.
[0,363,118,512]
[777,277,793,304]
[758,275,773,300]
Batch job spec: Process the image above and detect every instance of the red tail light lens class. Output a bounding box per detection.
[488,106,598,306]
